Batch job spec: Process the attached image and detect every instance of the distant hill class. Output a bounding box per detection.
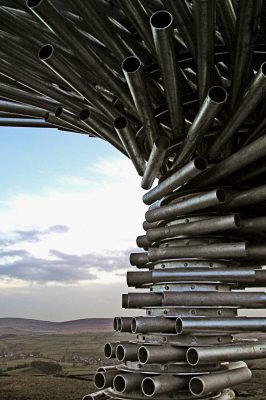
[0,317,113,334]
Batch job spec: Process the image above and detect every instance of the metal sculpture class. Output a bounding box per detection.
[1,1,266,399]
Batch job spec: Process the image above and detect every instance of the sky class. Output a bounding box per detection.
[0,126,147,321]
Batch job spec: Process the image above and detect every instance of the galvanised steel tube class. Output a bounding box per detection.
[127,268,258,287]
[122,56,160,149]
[216,0,236,51]
[176,317,266,334]
[145,188,226,222]
[104,342,120,359]
[208,63,266,158]
[150,10,185,136]
[0,101,47,119]
[173,86,227,167]
[27,0,135,112]
[191,133,266,188]
[143,157,207,205]
[138,344,186,364]
[116,343,141,362]
[227,184,266,210]
[230,0,262,110]
[142,375,188,397]
[148,242,247,261]
[114,116,145,176]
[94,370,118,390]
[39,44,118,121]
[115,0,155,55]
[0,120,51,128]
[113,317,132,332]
[129,252,149,266]
[114,374,143,393]
[80,110,127,156]
[45,113,88,134]
[122,293,162,309]
[146,214,241,242]
[136,234,150,248]
[141,137,169,190]
[193,0,216,103]
[189,366,252,397]
[163,291,266,308]
[55,107,94,134]
[242,216,266,232]
[162,0,195,55]
[131,316,176,333]
[187,342,266,365]
[70,0,128,60]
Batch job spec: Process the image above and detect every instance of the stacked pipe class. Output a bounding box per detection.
[0,1,266,399]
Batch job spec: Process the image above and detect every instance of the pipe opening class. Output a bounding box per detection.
[104,343,112,358]
[80,109,90,121]
[175,318,183,334]
[208,86,227,103]
[156,136,170,150]
[94,372,105,389]
[131,318,137,333]
[55,106,63,118]
[261,62,266,77]
[114,375,126,392]
[119,318,125,332]
[150,10,172,29]
[27,0,42,8]
[122,56,141,73]
[194,157,208,171]
[39,44,53,61]
[138,347,148,363]
[116,345,125,361]
[216,188,226,202]
[142,377,155,397]
[186,348,199,365]
[189,377,204,396]
[114,116,127,130]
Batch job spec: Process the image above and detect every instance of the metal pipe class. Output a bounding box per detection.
[94,370,118,389]
[150,10,185,136]
[131,316,176,333]
[113,317,132,332]
[0,100,47,119]
[187,342,266,365]
[162,291,266,308]
[230,0,262,110]
[136,234,150,248]
[192,133,266,187]
[145,188,227,222]
[176,317,266,334]
[208,63,266,158]
[141,137,169,190]
[114,116,145,176]
[104,342,119,359]
[242,216,266,232]
[189,366,252,397]
[39,44,118,121]
[122,56,160,149]
[147,214,241,242]
[138,344,186,364]
[116,0,155,55]
[27,0,134,112]
[116,343,141,362]
[122,293,162,309]
[173,86,227,167]
[127,267,258,287]
[227,184,266,210]
[143,157,207,205]
[216,0,236,51]
[129,252,149,267]
[162,0,195,55]
[80,110,126,155]
[82,391,106,400]
[142,375,188,397]
[148,242,247,261]
[114,373,143,393]
[193,0,216,103]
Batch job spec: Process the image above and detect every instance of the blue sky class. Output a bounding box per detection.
[0,126,146,321]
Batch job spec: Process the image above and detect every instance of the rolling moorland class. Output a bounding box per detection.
[0,318,265,399]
